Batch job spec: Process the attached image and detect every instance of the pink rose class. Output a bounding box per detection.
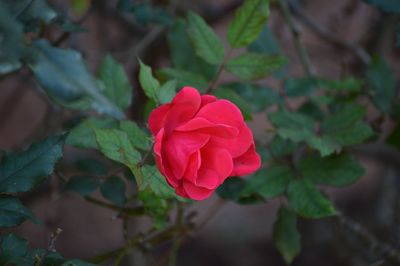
[148,87,261,200]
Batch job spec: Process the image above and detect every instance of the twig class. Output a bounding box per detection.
[205,48,233,94]
[277,0,314,77]
[288,1,371,65]
[36,228,63,266]
[84,196,145,216]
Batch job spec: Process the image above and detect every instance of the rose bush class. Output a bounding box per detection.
[148,87,261,200]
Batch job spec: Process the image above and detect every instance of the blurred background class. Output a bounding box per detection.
[1,0,400,265]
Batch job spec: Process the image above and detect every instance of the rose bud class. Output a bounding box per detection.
[148,87,261,200]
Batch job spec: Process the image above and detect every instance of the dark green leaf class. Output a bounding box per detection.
[30,40,124,119]
[99,54,132,110]
[138,189,169,229]
[65,176,100,196]
[266,136,298,160]
[214,87,253,120]
[396,24,400,47]
[131,3,172,26]
[67,117,118,149]
[0,135,65,193]
[140,165,179,199]
[226,52,287,80]
[217,178,264,204]
[298,154,364,186]
[119,120,150,151]
[100,176,126,206]
[366,56,397,113]
[186,12,225,65]
[227,0,270,48]
[0,196,37,227]
[284,77,317,97]
[387,124,400,149]
[0,234,28,264]
[362,0,400,13]
[157,68,208,92]
[273,206,301,264]
[249,26,281,55]
[287,179,336,218]
[138,60,160,102]
[242,165,293,199]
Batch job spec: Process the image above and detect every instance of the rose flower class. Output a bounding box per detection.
[148,87,261,200]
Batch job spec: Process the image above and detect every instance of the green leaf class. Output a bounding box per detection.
[138,189,169,229]
[387,123,400,149]
[227,0,270,48]
[366,56,397,113]
[214,87,253,120]
[0,234,28,264]
[66,117,118,149]
[226,52,287,80]
[100,176,126,206]
[138,60,160,102]
[298,154,364,187]
[0,196,37,227]
[157,68,208,92]
[226,83,281,112]
[140,165,178,199]
[287,179,336,218]
[65,176,100,196]
[119,120,150,150]
[362,0,400,13]
[284,77,317,97]
[95,129,141,166]
[248,26,281,55]
[242,165,293,199]
[396,24,400,47]
[167,19,216,79]
[265,136,298,160]
[217,178,264,204]
[30,40,124,119]
[273,206,301,264]
[158,80,177,104]
[0,135,65,193]
[186,11,225,65]
[98,54,132,109]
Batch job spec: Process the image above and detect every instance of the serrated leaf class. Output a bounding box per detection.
[99,54,132,109]
[273,206,301,264]
[298,154,364,187]
[158,80,177,104]
[227,0,270,48]
[30,40,124,119]
[67,117,118,149]
[119,120,150,150]
[186,11,225,65]
[100,176,126,206]
[95,129,141,166]
[157,68,208,92]
[0,196,37,227]
[287,179,336,218]
[138,60,160,102]
[226,52,287,80]
[65,176,100,196]
[0,135,65,193]
[140,165,179,199]
[214,87,253,120]
[362,0,400,13]
[242,165,293,198]
[366,56,397,113]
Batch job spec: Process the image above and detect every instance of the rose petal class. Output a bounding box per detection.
[148,104,171,136]
[163,131,209,180]
[200,146,233,184]
[176,117,239,138]
[196,168,219,189]
[183,181,214,200]
[231,144,261,176]
[196,99,243,129]
[200,95,217,107]
[175,186,188,198]
[182,151,201,184]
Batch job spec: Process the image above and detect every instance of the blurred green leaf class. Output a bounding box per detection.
[366,56,397,113]
[140,165,179,199]
[362,0,400,13]
[214,87,253,120]
[3,0,57,27]
[387,124,400,149]
[242,165,293,199]
[67,117,118,149]
[138,60,160,103]
[217,178,264,204]
[0,197,37,227]
[158,80,177,104]
[298,101,325,121]
[225,83,281,112]
[288,179,336,218]
[70,0,90,14]
[0,234,28,264]
[119,120,150,151]
[187,11,225,65]
[99,55,132,110]
[284,77,317,97]
[226,52,287,80]
[138,189,169,229]
[396,24,400,47]
[76,158,108,176]
[30,40,124,119]
[100,176,126,206]
[273,206,301,264]
[0,135,65,193]
[158,68,208,92]
[65,176,100,196]
[95,129,141,166]
[131,3,172,26]
[227,0,269,48]
[298,154,364,186]
[266,136,298,160]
